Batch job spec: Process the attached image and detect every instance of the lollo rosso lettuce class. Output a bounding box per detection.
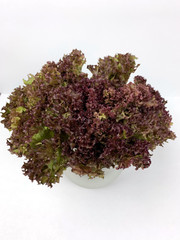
[1,49,176,187]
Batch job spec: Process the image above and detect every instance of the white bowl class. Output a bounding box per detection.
[64,167,122,189]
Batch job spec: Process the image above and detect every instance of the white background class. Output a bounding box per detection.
[0,0,180,239]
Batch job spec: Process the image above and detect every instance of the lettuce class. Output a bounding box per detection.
[1,49,176,187]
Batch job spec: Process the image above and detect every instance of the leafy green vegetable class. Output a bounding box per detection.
[0,49,176,187]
